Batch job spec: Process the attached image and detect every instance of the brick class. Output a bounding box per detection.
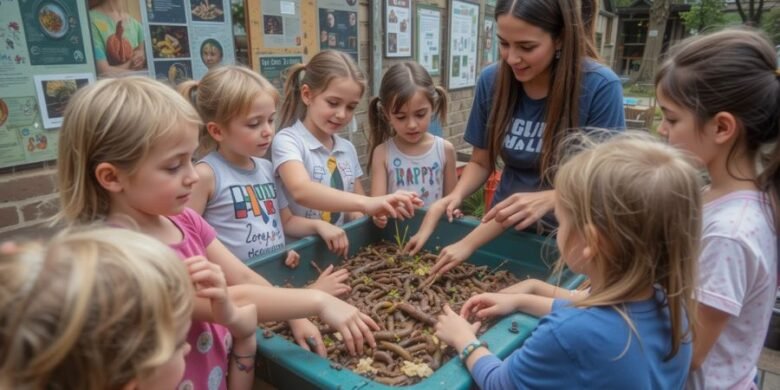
[0,207,19,228]
[21,199,59,222]
[0,174,56,203]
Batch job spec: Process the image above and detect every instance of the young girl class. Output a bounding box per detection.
[55,77,380,389]
[655,29,779,389]
[273,50,421,227]
[425,0,625,277]
[435,133,700,388]
[366,62,457,234]
[180,65,351,290]
[0,227,247,389]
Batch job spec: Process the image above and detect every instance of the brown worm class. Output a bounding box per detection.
[395,302,436,326]
[378,341,413,361]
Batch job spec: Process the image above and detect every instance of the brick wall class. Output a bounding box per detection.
[0,0,482,240]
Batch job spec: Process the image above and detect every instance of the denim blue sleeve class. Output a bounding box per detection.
[463,65,497,148]
[587,78,625,131]
[471,314,579,389]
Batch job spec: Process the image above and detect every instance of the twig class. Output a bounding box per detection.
[310,260,324,274]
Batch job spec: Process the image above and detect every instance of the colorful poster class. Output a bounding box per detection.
[317,0,358,61]
[33,73,95,128]
[415,5,441,75]
[0,0,94,169]
[259,55,302,90]
[447,0,479,89]
[147,0,186,24]
[261,0,301,48]
[88,0,150,77]
[482,18,498,69]
[385,0,411,57]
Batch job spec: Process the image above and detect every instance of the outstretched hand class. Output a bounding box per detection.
[481,190,555,231]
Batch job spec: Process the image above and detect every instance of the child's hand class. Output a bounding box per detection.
[481,190,555,231]
[289,318,327,357]
[428,240,475,277]
[315,223,349,258]
[436,194,464,222]
[284,250,300,268]
[403,230,430,256]
[309,264,351,297]
[460,293,518,320]
[318,297,379,356]
[372,215,388,229]
[364,191,421,219]
[434,305,482,349]
[347,211,364,222]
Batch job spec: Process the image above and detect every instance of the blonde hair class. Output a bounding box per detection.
[554,132,701,359]
[279,50,367,129]
[178,65,279,155]
[55,77,202,225]
[0,227,193,389]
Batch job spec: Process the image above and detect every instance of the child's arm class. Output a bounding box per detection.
[440,147,493,221]
[428,219,505,277]
[499,279,588,301]
[348,179,368,222]
[460,292,554,318]
[187,163,215,215]
[280,208,349,258]
[442,140,458,197]
[227,305,257,390]
[403,201,446,255]
[691,301,731,370]
[369,144,389,228]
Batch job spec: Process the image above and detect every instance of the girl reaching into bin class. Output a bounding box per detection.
[273,50,422,227]
[415,0,625,276]
[435,133,699,388]
[179,65,351,295]
[655,29,779,389]
[366,62,458,237]
[54,76,382,389]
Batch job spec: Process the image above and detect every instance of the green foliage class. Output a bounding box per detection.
[461,186,485,218]
[681,0,726,33]
[762,7,780,45]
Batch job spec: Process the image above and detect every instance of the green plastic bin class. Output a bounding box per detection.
[246,208,584,389]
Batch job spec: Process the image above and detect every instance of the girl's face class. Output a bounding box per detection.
[302,77,362,141]
[554,196,590,275]
[219,94,277,158]
[496,14,557,85]
[202,45,222,68]
[656,87,716,167]
[119,123,200,217]
[133,320,192,390]
[387,90,433,145]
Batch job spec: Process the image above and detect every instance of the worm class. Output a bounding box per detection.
[396,302,436,326]
[379,341,413,361]
[374,375,409,386]
[374,322,413,341]
[373,350,393,365]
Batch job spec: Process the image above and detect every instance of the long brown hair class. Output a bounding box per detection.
[656,28,780,230]
[487,0,585,183]
[366,62,448,170]
[278,50,367,129]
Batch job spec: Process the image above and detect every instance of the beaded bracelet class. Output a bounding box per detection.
[230,351,256,372]
[459,340,487,361]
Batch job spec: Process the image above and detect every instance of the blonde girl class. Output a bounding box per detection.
[179,65,350,295]
[0,228,195,389]
[655,29,779,389]
[366,62,457,237]
[55,77,380,388]
[435,133,699,388]
[274,50,421,227]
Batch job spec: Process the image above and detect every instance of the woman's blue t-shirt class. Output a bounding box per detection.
[464,60,626,205]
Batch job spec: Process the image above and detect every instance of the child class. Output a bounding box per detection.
[179,65,350,292]
[655,29,779,389]
[366,62,457,236]
[0,227,254,389]
[55,77,380,389]
[435,133,700,388]
[201,39,223,69]
[274,50,421,227]
[88,0,146,77]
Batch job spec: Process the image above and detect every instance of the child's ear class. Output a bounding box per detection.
[206,121,226,142]
[711,111,738,146]
[582,224,600,261]
[94,162,125,193]
[301,84,312,106]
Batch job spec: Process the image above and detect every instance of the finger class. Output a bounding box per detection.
[429,257,446,276]
[481,206,497,223]
[342,236,350,258]
[460,299,478,317]
[383,202,398,219]
[360,312,380,331]
[454,209,464,218]
[446,204,455,222]
[313,334,327,357]
[443,304,456,316]
[470,321,482,333]
[195,287,227,299]
[437,261,458,277]
[339,327,356,356]
[356,317,375,348]
[477,307,499,319]
[296,337,312,352]
[349,322,364,355]
[322,264,334,276]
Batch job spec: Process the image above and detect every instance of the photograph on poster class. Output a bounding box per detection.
[190,0,224,22]
[200,38,223,68]
[259,55,303,90]
[415,5,440,75]
[153,59,192,85]
[33,73,94,128]
[447,0,479,89]
[150,25,189,58]
[88,0,147,76]
[385,0,411,57]
[264,15,283,35]
[318,8,358,60]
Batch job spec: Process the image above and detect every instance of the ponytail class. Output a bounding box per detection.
[367,97,393,171]
[176,79,214,156]
[279,63,307,129]
[433,85,449,126]
[758,77,780,230]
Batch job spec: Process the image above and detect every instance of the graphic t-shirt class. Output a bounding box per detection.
[385,135,446,207]
[199,152,287,262]
[88,10,144,64]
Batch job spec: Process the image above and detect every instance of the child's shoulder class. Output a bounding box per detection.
[704,190,774,237]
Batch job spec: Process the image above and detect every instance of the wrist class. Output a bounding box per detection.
[458,339,487,361]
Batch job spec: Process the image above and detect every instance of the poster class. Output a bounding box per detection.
[262,0,301,48]
[88,0,150,77]
[447,0,479,89]
[259,55,302,90]
[33,73,95,129]
[0,0,95,169]
[415,5,440,76]
[482,18,498,69]
[317,0,359,61]
[385,0,411,57]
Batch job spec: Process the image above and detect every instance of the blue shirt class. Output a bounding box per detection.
[471,290,691,389]
[464,60,625,205]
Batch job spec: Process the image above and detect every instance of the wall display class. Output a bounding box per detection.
[317,0,359,61]
[385,0,411,58]
[415,5,441,76]
[447,0,479,89]
[261,0,301,48]
[481,18,497,69]
[246,0,314,74]
[0,0,95,169]
[88,0,150,77]
[259,54,302,90]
